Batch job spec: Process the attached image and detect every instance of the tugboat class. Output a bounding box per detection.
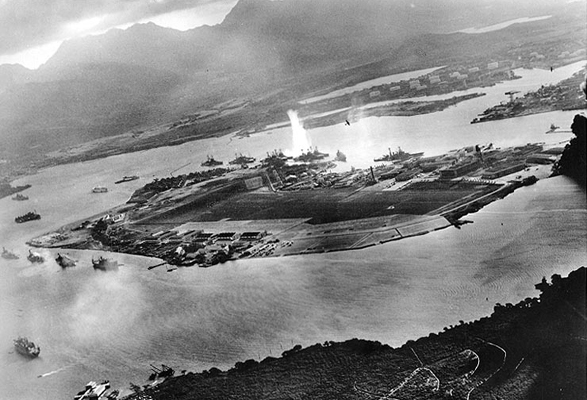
[15,211,41,223]
[73,381,111,400]
[374,147,424,162]
[27,250,44,263]
[92,256,121,271]
[114,175,139,184]
[11,193,29,201]
[92,186,108,193]
[201,155,223,167]
[13,337,40,358]
[228,153,256,165]
[2,247,19,260]
[335,150,347,162]
[293,147,329,162]
[55,253,76,268]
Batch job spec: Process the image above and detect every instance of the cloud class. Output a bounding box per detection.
[0,0,235,56]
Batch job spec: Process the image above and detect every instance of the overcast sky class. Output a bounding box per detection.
[0,0,238,68]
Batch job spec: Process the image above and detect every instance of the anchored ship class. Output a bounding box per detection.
[201,155,223,167]
[12,193,29,201]
[2,247,19,260]
[92,256,121,271]
[27,250,44,263]
[374,147,424,162]
[335,150,347,162]
[56,253,77,268]
[114,175,139,184]
[14,337,40,358]
[92,186,108,193]
[15,211,41,223]
[148,364,175,381]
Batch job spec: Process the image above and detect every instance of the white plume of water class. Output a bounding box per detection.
[287,110,312,156]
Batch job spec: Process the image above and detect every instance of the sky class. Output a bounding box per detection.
[0,0,239,69]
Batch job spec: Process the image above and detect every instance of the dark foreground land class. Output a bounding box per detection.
[123,267,586,400]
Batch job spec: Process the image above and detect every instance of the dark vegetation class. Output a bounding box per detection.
[124,267,586,400]
[552,114,587,187]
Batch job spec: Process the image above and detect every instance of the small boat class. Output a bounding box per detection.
[114,175,139,184]
[27,250,44,263]
[73,381,111,400]
[15,211,41,223]
[92,256,121,271]
[14,337,40,358]
[55,253,76,268]
[2,247,19,260]
[201,156,223,167]
[11,193,29,201]
[92,186,108,193]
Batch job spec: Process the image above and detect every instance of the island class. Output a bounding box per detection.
[29,141,557,268]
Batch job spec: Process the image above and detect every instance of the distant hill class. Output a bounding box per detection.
[0,0,580,164]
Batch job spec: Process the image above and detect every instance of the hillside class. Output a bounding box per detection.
[0,0,584,173]
[124,267,586,400]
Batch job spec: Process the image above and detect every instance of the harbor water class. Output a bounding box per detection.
[0,61,586,399]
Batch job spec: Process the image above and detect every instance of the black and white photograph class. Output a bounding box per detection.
[0,0,585,399]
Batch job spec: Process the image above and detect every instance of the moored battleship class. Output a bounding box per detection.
[12,193,29,201]
[92,256,121,271]
[15,211,41,223]
[2,247,19,260]
[294,147,329,162]
[27,250,44,263]
[229,153,256,165]
[201,155,223,167]
[56,253,77,268]
[13,337,40,358]
[374,147,424,162]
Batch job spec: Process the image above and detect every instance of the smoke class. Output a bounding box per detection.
[287,110,312,156]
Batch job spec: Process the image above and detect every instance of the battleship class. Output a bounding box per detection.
[55,253,77,268]
[229,153,256,165]
[12,193,29,201]
[114,175,139,184]
[374,147,424,162]
[13,337,40,358]
[15,211,41,223]
[92,256,121,271]
[2,247,19,260]
[293,147,329,162]
[201,155,223,167]
[27,250,44,263]
[335,150,347,162]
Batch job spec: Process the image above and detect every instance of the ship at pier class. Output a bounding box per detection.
[229,153,256,165]
[374,147,424,162]
[14,337,40,358]
[294,147,329,162]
